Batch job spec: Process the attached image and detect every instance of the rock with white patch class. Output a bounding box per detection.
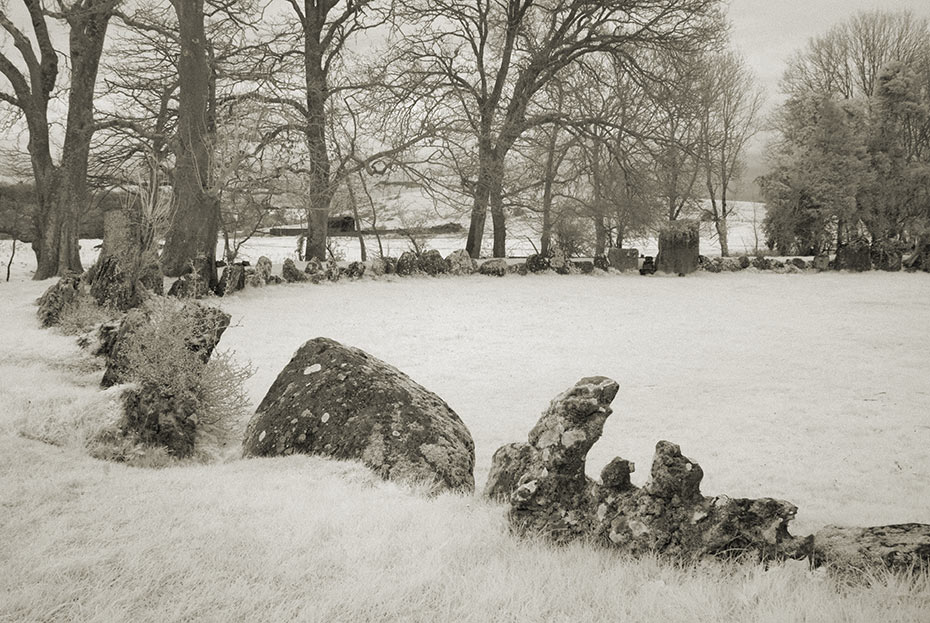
[242,337,475,493]
[488,376,619,541]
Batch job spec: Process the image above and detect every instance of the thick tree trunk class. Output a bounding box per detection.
[161,0,219,286]
[300,10,333,263]
[30,3,114,280]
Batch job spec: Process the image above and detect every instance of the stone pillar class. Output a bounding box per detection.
[656,220,699,275]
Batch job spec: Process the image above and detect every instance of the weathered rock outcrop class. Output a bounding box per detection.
[811,524,930,573]
[445,250,476,275]
[36,273,83,327]
[417,249,447,275]
[282,258,308,283]
[479,259,508,277]
[396,251,419,276]
[487,378,930,572]
[242,337,476,493]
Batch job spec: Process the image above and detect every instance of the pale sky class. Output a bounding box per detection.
[727,0,930,107]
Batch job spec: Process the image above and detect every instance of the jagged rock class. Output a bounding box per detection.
[396,251,419,276]
[593,255,610,271]
[345,261,366,279]
[122,382,198,458]
[217,263,246,296]
[255,256,274,283]
[550,248,571,274]
[738,256,751,269]
[525,254,551,273]
[703,258,722,273]
[304,257,322,276]
[607,248,639,272]
[812,524,930,573]
[36,273,83,327]
[812,254,830,271]
[88,255,159,311]
[101,301,231,388]
[242,337,476,493]
[325,258,342,282]
[282,258,308,283]
[720,257,743,272]
[444,250,476,275]
[790,258,807,270]
[573,260,595,274]
[484,442,538,502]
[479,259,508,277]
[493,378,807,561]
[507,377,619,542]
[418,249,447,275]
[835,242,871,271]
[167,271,209,299]
[751,256,772,270]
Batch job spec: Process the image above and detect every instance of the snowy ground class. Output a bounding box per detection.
[2,237,928,539]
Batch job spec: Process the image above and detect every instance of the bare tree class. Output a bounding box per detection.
[783,10,929,99]
[397,0,722,258]
[699,52,763,256]
[0,0,120,279]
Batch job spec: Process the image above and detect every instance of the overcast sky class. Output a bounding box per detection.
[727,0,930,108]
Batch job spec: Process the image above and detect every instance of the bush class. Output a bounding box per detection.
[108,297,252,461]
[57,294,117,336]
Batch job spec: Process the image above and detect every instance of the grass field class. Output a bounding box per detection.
[2,259,929,621]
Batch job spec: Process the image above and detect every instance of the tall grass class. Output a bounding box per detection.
[2,277,929,622]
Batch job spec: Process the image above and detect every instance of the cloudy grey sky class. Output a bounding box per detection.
[728,0,930,106]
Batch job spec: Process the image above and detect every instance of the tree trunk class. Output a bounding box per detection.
[161,0,219,286]
[300,9,334,262]
[489,156,507,258]
[540,127,560,257]
[717,193,730,257]
[30,3,114,280]
[594,214,607,257]
[466,143,494,258]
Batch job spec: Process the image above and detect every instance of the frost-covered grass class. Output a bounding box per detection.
[2,253,930,621]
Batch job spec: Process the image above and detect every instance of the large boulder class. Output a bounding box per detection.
[345,261,366,280]
[525,254,551,273]
[282,258,308,283]
[396,251,420,276]
[479,258,508,277]
[36,273,83,327]
[255,256,274,283]
[242,337,476,493]
[445,250,476,275]
[122,382,198,458]
[417,249,447,275]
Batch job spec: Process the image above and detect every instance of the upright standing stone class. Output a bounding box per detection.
[656,221,699,275]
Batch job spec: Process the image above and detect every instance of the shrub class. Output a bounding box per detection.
[56,294,117,336]
[109,297,252,461]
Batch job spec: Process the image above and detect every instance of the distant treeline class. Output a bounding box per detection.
[0,183,111,242]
